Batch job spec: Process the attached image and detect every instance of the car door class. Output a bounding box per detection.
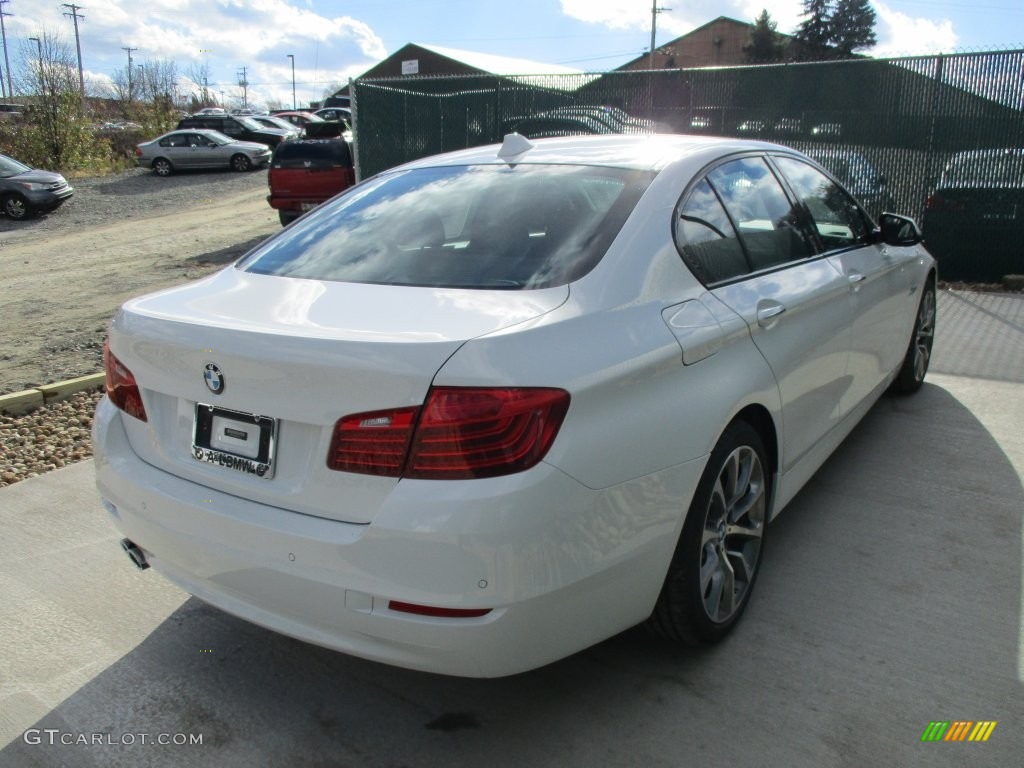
[771,155,909,409]
[158,133,192,168]
[675,155,853,473]
[192,133,227,169]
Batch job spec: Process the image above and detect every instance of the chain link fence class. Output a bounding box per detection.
[353,50,1024,282]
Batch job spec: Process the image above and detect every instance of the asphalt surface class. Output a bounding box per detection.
[1,289,1022,767]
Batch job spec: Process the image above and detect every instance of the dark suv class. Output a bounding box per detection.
[267,138,355,226]
[177,114,296,148]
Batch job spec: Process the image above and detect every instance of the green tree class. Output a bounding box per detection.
[745,9,787,63]
[831,0,878,57]
[795,0,833,60]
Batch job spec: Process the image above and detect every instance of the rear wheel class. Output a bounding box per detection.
[890,281,936,395]
[648,420,769,644]
[152,158,173,177]
[278,210,299,226]
[231,153,252,172]
[3,193,29,220]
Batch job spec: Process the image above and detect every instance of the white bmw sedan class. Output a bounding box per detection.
[94,134,936,677]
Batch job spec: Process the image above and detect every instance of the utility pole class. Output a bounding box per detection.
[649,0,671,69]
[237,66,248,109]
[61,3,85,98]
[287,53,295,109]
[0,0,12,99]
[122,45,137,101]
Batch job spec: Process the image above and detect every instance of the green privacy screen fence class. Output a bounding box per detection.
[352,50,1024,282]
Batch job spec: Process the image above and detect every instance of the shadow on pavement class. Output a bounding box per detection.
[3,381,1021,767]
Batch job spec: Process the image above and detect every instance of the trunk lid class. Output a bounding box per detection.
[110,267,567,524]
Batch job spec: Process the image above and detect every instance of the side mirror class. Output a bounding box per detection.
[877,212,922,246]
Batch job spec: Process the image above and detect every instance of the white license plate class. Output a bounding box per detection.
[300,202,319,212]
[192,404,278,479]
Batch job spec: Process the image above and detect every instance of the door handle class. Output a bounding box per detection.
[756,303,786,327]
[848,271,866,283]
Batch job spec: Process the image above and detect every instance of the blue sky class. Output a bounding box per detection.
[5,0,1023,109]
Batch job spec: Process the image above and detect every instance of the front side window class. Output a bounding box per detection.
[774,156,870,251]
[240,164,654,289]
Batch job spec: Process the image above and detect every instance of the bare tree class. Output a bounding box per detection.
[10,31,101,168]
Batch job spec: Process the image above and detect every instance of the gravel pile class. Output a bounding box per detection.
[0,164,269,235]
[0,388,104,487]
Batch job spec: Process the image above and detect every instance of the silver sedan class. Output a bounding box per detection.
[135,129,272,176]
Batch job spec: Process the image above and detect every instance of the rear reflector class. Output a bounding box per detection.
[327,387,570,480]
[103,340,148,422]
[388,600,492,619]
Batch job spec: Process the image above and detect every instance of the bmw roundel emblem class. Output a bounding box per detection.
[204,363,225,394]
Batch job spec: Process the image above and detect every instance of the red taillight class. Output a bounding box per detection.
[102,340,148,422]
[388,600,492,619]
[327,387,570,480]
[327,406,419,475]
[134,146,142,157]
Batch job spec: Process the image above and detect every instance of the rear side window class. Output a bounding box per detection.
[240,164,653,289]
[674,156,815,285]
[674,179,748,284]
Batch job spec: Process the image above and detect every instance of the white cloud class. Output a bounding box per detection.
[872,2,958,56]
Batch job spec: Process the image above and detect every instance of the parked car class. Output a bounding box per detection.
[736,119,767,135]
[923,147,1024,282]
[95,133,935,677]
[176,113,295,148]
[0,153,74,220]
[135,129,273,176]
[805,148,894,219]
[811,122,843,139]
[314,107,351,123]
[501,114,616,139]
[540,106,653,133]
[250,114,306,136]
[269,110,325,130]
[266,138,355,226]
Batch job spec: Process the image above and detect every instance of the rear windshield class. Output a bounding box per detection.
[272,139,352,167]
[239,164,653,289]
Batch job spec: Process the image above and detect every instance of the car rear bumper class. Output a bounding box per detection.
[93,397,696,677]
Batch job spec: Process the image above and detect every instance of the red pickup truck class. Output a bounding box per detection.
[267,138,355,226]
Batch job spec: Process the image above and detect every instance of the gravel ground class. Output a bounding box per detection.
[0,165,269,236]
[0,388,103,487]
[1,165,274,488]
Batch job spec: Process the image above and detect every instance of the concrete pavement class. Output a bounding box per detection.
[1,289,1022,767]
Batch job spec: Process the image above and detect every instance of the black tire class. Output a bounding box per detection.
[648,420,769,644]
[152,158,173,177]
[3,192,30,220]
[231,153,252,172]
[278,210,299,227]
[890,281,936,395]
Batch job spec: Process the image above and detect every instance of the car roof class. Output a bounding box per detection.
[396,133,788,173]
[161,128,232,139]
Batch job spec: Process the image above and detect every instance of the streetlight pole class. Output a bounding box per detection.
[28,36,43,96]
[287,53,295,109]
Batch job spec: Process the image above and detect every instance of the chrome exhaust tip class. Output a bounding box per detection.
[120,538,150,570]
